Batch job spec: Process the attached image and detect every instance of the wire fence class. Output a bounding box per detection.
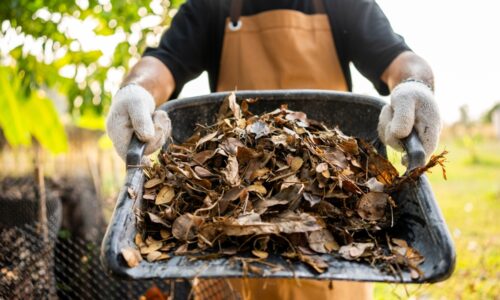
[0,176,170,300]
[0,176,241,300]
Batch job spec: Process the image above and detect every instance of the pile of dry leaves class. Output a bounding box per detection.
[123,93,447,279]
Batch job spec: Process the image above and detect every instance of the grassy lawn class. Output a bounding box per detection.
[375,127,500,299]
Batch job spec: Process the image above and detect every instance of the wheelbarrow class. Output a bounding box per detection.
[101,90,455,284]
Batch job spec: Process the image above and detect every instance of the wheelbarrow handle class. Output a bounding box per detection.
[402,129,426,172]
[126,134,146,168]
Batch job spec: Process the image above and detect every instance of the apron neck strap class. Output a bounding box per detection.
[312,0,326,14]
[230,0,243,26]
[230,0,327,25]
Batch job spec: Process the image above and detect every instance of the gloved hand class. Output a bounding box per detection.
[377,80,442,162]
[106,84,172,161]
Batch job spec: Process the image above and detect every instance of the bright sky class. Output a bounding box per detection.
[180,0,500,124]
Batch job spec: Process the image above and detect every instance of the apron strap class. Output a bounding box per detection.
[312,0,326,14]
[230,0,243,26]
[229,0,327,27]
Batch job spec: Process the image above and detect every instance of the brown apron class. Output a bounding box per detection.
[216,1,347,92]
[213,1,372,299]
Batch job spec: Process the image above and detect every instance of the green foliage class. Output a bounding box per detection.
[0,66,68,153]
[0,0,183,152]
[0,67,31,146]
[22,90,69,153]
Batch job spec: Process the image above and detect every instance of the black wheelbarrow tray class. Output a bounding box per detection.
[101,90,455,283]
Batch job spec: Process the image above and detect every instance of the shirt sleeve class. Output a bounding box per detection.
[143,0,212,99]
[339,0,411,95]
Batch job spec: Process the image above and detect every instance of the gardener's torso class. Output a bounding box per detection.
[143,0,409,98]
[216,0,347,91]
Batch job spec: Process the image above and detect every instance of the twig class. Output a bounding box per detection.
[34,145,48,243]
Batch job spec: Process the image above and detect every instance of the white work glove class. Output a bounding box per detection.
[106,84,172,161]
[377,80,442,162]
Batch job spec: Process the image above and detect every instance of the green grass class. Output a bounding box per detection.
[375,133,500,299]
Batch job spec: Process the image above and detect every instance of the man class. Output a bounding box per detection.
[106,0,441,298]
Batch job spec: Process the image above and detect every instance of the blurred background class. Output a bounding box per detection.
[0,0,498,299]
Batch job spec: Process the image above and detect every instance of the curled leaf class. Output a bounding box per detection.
[221,155,241,187]
[252,250,269,259]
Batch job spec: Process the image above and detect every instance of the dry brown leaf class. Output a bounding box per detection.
[220,137,245,156]
[285,111,309,127]
[146,250,162,262]
[160,242,176,252]
[254,198,289,212]
[236,147,261,163]
[140,240,163,254]
[172,214,204,242]
[219,187,247,213]
[299,254,328,273]
[307,229,339,253]
[135,233,145,247]
[222,187,246,202]
[144,178,164,189]
[249,167,270,181]
[158,253,171,261]
[361,140,399,185]
[303,192,321,207]
[410,267,422,280]
[365,177,384,192]
[127,187,137,200]
[143,193,156,201]
[315,162,328,173]
[271,134,288,146]
[221,155,241,187]
[406,247,425,265]
[280,174,299,190]
[194,166,215,178]
[174,244,189,255]
[339,139,359,155]
[223,212,322,236]
[160,229,170,240]
[392,238,409,248]
[147,212,170,227]
[248,264,265,275]
[339,243,374,260]
[155,186,175,205]
[246,121,270,139]
[267,184,303,210]
[192,149,216,165]
[247,184,267,195]
[356,192,389,221]
[252,250,269,259]
[196,131,219,149]
[228,92,242,120]
[289,156,304,172]
[324,149,347,169]
[121,247,142,268]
